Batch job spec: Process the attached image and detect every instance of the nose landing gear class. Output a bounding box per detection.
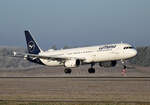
[121,60,127,76]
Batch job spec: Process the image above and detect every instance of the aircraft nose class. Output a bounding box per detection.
[131,49,137,57]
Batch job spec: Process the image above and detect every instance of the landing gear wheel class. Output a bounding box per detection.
[121,60,127,75]
[122,65,127,72]
[64,68,72,74]
[121,65,127,76]
[123,65,127,69]
[88,68,95,73]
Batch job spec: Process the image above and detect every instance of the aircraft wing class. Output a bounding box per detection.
[13,52,86,61]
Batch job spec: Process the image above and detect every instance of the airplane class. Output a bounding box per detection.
[13,30,137,74]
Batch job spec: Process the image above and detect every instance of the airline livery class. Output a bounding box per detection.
[14,30,137,73]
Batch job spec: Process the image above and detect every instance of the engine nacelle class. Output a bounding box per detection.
[64,59,80,68]
[99,61,117,67]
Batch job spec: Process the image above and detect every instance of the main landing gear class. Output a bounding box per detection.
[64,63,96,74]
[88,63,95,73]
[88,68,95,73]
[64,68,72,74]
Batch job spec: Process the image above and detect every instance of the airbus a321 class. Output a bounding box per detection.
[13,30,137,74]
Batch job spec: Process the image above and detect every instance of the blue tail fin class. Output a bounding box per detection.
[24,30,42,54]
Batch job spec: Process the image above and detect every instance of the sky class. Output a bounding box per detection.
[0,0,150,50]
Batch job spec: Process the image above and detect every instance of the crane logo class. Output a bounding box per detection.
[28,41,35,52]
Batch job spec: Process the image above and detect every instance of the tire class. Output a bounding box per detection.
[88,68,95,73]
[64,68,72,74]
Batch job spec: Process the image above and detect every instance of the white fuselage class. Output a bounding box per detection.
[39,43,137,67]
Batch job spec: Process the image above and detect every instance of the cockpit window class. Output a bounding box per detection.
[124,47,134,49]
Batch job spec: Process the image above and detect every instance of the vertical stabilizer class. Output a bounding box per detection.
[24,30,42,54]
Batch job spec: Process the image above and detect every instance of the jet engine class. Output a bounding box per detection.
[99,61,117,67]
[64,59,80,68]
